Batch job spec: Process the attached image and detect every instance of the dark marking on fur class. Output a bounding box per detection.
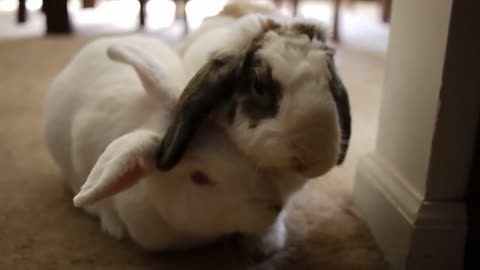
[237,50,283,128]
[226,99,238,125]
[155,52,244,170]
[327,58,351,165]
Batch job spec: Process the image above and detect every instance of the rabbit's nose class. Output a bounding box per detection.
[291,156,309,173]
[268,202,283,213]
[291,156,329,178]
[190,170,215,186]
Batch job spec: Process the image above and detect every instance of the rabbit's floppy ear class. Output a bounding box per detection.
[73,130,162,207]
[155,51,245,171]
[327,59,351,165]
[107,44,176,106]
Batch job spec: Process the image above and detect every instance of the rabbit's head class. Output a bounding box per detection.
[156,15,351,179]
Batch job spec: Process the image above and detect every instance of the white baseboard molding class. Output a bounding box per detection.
[352,154,466,270]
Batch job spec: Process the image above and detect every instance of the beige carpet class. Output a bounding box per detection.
[0,35,388,270]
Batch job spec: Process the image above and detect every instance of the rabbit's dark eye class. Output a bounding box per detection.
[238,58,283,128]
[253,78,266,97]
[251,66,271,98]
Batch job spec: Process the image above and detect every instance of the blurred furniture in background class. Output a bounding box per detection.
[139,0,189,28]
[16,0,189,34]
[83,0,95,7]
[43,0,71,33]
[272,0,341,41]
[17,0,27,23]
[272,0,392,41]
[15,0,390,37]
[380,0,391,23]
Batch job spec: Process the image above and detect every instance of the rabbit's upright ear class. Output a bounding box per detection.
[327,59,351,165]
[107,44,176,107]
[155,51,245,171]
[73,130,161,207]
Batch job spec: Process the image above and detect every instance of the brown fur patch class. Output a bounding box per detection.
[249,19,282,51]
[234,48,283,128]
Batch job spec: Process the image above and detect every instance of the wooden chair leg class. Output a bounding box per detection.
[381,0,392,23]
[17,0,27,23]
[183,0,189,34]
[139,0,147,27]
[43,0,72,34]
[272,0,282,8]
[292,0,299,16]
[82,0,96,8]
[332,0,341,42]
[174,0,188,34]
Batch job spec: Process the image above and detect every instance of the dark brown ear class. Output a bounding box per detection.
[328,59,351,165]
[155,52,245,170]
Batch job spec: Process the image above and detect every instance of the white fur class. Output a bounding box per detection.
[43,35,296,252]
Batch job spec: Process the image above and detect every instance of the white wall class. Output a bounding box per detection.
[376,0,452,197]
[353,0,479,269]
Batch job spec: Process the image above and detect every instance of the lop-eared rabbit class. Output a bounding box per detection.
[43,12,350,259]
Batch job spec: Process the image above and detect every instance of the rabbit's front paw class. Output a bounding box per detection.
[100,208,125,240]
[257,217,288,257]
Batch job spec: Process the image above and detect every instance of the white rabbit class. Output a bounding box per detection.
[43,35,297,253]
[44,11,352,256]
